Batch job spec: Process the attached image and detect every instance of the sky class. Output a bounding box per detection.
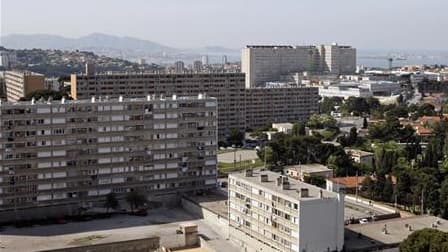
[1,0,447,50]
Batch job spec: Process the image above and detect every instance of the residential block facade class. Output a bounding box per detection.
[70,72,319,140]
[71,72,246,140]
[5,70,45,102]
[229,170,344,252]
[0,95,218,213]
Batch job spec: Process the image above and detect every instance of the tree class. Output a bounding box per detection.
[400,228,448,252]
[303,175,326,188]
[125,190,147,213]
[362,117,368,129]
[19,89,71,101]
[104,192,119,213]
[440,178,448,219]
[227,129,244,147]
[292,122,306,136]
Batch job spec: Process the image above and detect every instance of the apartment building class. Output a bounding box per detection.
[71,72,246,140]
[242,44,356,87]
[242,46,319,88]
[245,86,319,129]
[229,170,344,252]
[318,44,357,75]
[0,95,218,216]
[5,70,45,102]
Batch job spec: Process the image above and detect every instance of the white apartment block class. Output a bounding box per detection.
[242,44,356,87]
[229,170,344,252]
[0,95,218,214]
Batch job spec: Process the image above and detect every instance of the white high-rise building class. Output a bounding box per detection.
[318,44,357,75]
[241,44,356,87]
[201,55,209,65]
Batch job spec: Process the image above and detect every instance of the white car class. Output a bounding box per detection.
[359,218,369,224]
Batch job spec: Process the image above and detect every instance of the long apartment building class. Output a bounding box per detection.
[70,72,319,139]
[245,87,318,129]
[4,70,45,102]
[0,95,218,216]
[242,44,356,87]
[71,72,246,140]
[229,170,344,252]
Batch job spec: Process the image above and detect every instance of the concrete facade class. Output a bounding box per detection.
[71,72,246,141]
[5,70,45,102]
[229,170,344,252]
[70,72,319,140]
[242,45,356,87]
[245,87,319,130]
[0,95,218,214]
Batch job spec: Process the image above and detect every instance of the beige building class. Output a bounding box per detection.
[345,148,374,167]
[70,72,319,140]
[241,44,356,87]
[71,72,246,140]
[5,70,45,102]
[229,170,344,252]
[0,95,218,216]
[285,163,333,181]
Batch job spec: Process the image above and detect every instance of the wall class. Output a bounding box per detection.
[299,195,344,252]
[181,197,229,238]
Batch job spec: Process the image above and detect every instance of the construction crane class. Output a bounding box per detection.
[359,55,407,70]
[387,57,407,70]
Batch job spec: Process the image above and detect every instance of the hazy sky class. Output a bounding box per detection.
[1,0,447,50]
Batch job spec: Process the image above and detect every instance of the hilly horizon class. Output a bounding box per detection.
[0,33,240,58]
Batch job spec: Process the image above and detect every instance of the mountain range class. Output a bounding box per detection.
[0,33,240,63]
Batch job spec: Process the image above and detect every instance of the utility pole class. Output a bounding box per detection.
[263,146,267,169]
[355,170,359,202]
[421,189,424,216]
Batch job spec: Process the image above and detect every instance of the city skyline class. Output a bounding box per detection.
[1,0,447,51]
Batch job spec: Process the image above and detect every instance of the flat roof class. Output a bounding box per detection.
[345,216,448,251]
[230,170,340,202]
[0,95,216,106]
[345,148,374,156]
[0,208,236,252]
[285,163,331,173]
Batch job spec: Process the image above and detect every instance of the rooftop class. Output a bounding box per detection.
[0,208,236,252]
[285,163,331,173]
[345,216,448,251]
[230,170,340,202]
[345,148,374,157]
[0,94,216,107]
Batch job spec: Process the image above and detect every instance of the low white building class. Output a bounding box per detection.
[272,123,294,134]
[229,170,344,252]
[319,80,401,99]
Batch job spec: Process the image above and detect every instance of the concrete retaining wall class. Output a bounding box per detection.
[181,197,229,238]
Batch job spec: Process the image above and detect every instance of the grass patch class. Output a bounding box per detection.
[218,158,264,174]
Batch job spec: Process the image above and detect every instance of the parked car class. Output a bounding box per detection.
[134,209,148,216]
[359,218,369,224]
